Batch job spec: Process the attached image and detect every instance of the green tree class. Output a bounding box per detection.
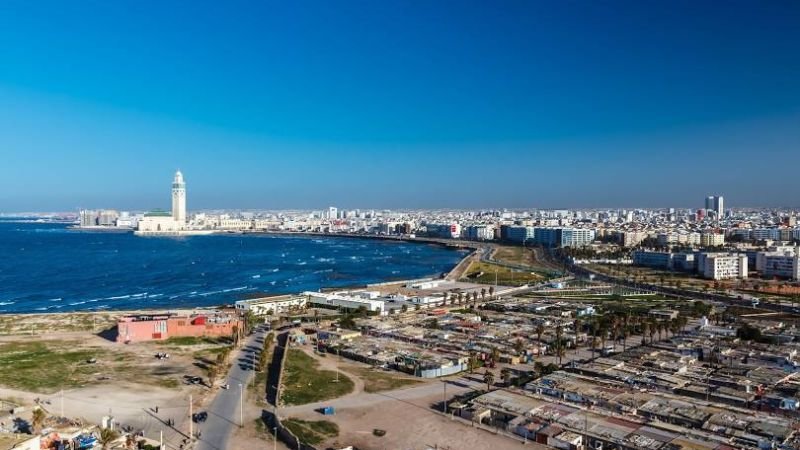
[98,428,120,450]
[483,370,495,391]
[468,350,479,374]
[32,407,46,433]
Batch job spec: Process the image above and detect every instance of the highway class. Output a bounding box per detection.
[195,328,265,450]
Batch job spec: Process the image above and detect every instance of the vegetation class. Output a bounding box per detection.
[463,261,543,286]
[483,370,495,391]
[163,336,227,346]
[281,349,354,405]
[0,341,103,392]
[348,366,422,393]
[98,428,120,450]
[32,407,46,433]
[282,418,339,445]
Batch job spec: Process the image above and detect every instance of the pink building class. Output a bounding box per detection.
[116,313,240,343]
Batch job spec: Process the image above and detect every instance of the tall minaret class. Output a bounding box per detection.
[172,170,187,224]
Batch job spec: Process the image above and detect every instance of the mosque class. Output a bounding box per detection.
[135,170,198,235]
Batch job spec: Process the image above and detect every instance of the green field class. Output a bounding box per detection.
[283,418,339,445]
[0,341,104,393]
[163,336,228,346]
[280,349,354,406]
[463,261,543,286]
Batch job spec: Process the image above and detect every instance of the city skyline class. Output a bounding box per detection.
[1,1,799,211]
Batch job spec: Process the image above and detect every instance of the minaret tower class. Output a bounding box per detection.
[172,170,186,224]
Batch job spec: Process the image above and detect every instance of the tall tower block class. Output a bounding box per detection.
[172,170,187,224]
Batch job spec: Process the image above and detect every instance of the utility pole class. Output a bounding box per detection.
[239,383,244,428]
[442,381,447,414]
[189,395,193,439]
[60,389,64,418]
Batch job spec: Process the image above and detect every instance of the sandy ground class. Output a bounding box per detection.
[0,326,236,450]
[275,347,540,450]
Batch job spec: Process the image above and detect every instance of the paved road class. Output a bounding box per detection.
[195,329,265,450]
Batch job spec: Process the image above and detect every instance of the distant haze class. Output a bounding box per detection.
[1,1,799,211]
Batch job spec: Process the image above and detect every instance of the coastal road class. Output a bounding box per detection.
[195,328,265,450]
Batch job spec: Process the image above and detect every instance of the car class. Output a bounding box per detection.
[192,412,208,423]
[221,384,230,390]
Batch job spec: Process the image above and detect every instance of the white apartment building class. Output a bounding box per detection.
[621,231,648,248]
[304,291,385,313]
[757,250,800,280]
[701,253,748,280]
[700,232,725,247]
[235,295,308,316]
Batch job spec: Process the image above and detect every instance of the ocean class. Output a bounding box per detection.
[0,221,466,313]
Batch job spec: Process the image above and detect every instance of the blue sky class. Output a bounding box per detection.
[0,0,798,211]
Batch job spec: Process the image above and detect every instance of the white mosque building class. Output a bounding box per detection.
[136,170,207,235]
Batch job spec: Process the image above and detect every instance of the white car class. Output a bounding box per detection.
[221,383,230,390]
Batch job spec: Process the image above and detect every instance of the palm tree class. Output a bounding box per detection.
[648,320,656,344]
[483,370,495,391]
[468,350,478,374]
[642,322,650,346]
[555,323,564,366]
[535,323,545,343]
[98,428,120,450]
[31,407,46,433]
[490,347,501,365]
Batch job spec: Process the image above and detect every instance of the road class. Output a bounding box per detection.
[195,328,265,450]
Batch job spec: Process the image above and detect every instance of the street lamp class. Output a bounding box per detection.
[239,383,244,428]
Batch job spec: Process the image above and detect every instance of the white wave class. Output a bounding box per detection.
[252,275,261,279]
[316,257,334,263]
[69,301,88,306]
[35,307,47,311]
[48,297,63,302]
[0,301,15,306]
[223,286,247,293]
[270,281,276,285]
[130,293,148,298]
[87,298,101,303]
[107,294,131,300]
[198,290,223,297]
[297,261,307,266]
[272,268,280,272]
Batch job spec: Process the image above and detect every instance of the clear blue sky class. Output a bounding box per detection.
[1,1,798,211]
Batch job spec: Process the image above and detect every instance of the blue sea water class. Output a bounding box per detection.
[0,221,466,313]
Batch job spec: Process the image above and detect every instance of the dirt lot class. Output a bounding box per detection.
[275,346,537,450]
[0,313,239,448]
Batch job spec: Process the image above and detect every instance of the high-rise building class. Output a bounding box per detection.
[705,196,715,212]
[328,207,338,220]
[172,170,187,223]
[714,195,724,219]
[705,195,724,220]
